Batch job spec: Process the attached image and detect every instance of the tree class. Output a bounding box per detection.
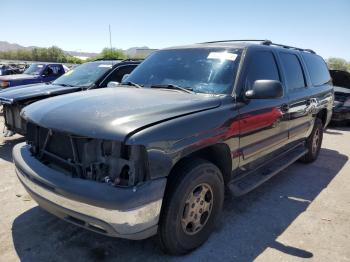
[0,46,83,64]
[99,48,127,60]
[327,57,349,72]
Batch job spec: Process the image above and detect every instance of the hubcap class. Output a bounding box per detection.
[312,128,320,155]
[181,183,213,235]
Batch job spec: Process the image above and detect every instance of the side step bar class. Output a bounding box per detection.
[228,144,308,196]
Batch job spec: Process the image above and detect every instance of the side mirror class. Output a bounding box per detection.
[245,80,283,99]
[121,74,130,83]
[107,81,120,88]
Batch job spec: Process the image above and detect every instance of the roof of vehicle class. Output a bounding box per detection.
[31,62,63,65]
[163,40,316,55]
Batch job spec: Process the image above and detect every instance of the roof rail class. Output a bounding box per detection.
[91,58,143,63]
[120,58,144,62]
[263,42,316,54]
[198,39,316,54]
[92,58,122,61]
[199,39,271,44]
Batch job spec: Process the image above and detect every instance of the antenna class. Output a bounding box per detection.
[108,24,112,50]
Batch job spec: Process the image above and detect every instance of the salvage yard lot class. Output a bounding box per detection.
[0,116,349,261]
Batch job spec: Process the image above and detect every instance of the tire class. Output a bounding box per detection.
[157,158,224,255]
[300,118,323,163]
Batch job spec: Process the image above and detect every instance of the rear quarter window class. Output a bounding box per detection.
[302,53,331,86]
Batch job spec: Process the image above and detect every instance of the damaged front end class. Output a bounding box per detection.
[1,100,27,136]
[26,122,149,187]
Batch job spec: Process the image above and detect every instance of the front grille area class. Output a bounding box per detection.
[3,104,27,134]
[26,122,148,186]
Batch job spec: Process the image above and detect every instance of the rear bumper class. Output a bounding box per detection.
[13,143,166,240]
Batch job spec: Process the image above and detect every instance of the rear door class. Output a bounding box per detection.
[278,52,314,143]
[238,49,289,169]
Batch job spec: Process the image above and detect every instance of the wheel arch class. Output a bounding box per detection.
[168,143,232,185]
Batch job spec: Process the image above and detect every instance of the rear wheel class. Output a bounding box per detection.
[158,158,224,255]
[300,118,323,163]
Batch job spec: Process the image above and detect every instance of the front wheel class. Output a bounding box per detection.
[300,118,323,163]
[158,158,224,255]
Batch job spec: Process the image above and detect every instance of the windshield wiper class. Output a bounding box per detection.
[122,81,143,88]
[150,84,194,94]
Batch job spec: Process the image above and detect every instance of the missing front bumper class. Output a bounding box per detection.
[13,143,166,240]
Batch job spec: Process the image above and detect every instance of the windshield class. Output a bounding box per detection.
[24,64,45,75]
[125,48,241,94]
[53,62,113,87]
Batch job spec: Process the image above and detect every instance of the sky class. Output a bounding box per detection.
[1,0,349,59]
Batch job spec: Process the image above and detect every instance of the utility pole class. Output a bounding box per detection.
[109,24,112,50]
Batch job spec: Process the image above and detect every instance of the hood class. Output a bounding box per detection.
[22,87,222,141]
[0,83,81,104]
[0,74,38,81]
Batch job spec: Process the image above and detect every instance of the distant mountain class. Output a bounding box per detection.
[0,41,26,52]
[0,41,98,58]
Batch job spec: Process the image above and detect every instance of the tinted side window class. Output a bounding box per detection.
[245,51,280,90]
[302,53,331,86]
[103,65,137,86]
[280,53,306,90]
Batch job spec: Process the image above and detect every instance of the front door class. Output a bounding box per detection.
[238,50,289,170]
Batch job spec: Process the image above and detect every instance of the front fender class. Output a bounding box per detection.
[126,97,240,179]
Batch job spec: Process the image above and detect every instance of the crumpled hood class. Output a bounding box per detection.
[0,83,81,104]
[22,87,222,141]
[0,74,38,81]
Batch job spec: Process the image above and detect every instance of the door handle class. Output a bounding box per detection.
[281,104,289,112]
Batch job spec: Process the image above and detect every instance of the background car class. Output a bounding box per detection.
[0,59,141,136]
[0,63,68,89]
[330,69,350,124]
[0,64,24,76]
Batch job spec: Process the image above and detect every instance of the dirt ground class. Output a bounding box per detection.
[0,115,349,262]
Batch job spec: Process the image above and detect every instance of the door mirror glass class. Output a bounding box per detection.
[107,81,120,88]
[245,80,283,99]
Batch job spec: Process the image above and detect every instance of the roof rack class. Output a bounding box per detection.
[199,39,271,44]
[120,58,144,62]
[92,58,123,61]
[91,58,144,63]
[263,41,316,54]
[199,39,316,54]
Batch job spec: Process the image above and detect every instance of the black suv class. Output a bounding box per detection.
[0,59,140,136]
[12,40,333,255]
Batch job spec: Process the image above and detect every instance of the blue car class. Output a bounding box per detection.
[0,63,68,89]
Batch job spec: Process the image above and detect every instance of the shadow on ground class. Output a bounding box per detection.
[11,148,348,261]
[0,136,25,162]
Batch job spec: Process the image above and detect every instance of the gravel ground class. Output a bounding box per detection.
[0,115,349,262]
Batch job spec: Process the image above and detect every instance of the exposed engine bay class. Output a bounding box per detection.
[26,122,148,187]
